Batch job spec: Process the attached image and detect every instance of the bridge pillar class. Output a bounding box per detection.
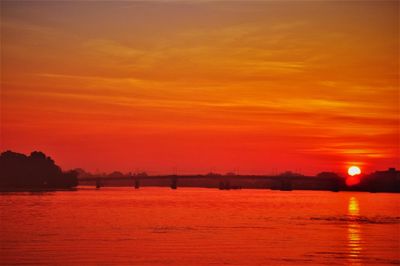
[279,178,292,191]
[96,178,102,189]
[171,177,177,189]
[134,178,140,189]
[219,180,231,190]
[330,178,340,192]
[225,180,231,190]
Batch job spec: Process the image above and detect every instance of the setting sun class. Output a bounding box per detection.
[348,166,362,176]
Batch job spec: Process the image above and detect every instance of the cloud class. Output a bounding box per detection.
[84,39,145,58]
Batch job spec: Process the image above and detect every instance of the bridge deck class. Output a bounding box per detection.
[79,175,324,182]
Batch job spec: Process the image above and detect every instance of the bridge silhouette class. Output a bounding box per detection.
[79,174,341,191]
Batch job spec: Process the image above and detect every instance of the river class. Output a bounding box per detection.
[1,187,399,265]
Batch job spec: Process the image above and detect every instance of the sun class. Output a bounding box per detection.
[348,166,361,176]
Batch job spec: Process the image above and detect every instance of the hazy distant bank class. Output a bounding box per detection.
[78,170,400,193]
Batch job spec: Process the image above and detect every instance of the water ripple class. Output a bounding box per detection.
[310,215,400,224]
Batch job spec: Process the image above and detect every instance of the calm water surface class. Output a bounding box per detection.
[1,187,399,265]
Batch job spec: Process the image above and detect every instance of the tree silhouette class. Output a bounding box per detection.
[0,150,78,189]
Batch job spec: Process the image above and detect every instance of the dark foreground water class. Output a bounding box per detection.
[0,187,399,265]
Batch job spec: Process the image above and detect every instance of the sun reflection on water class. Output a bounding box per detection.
[347,197,362,265]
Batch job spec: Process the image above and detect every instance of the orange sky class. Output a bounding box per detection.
[1,1,399,175]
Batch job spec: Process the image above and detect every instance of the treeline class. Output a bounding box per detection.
[0,151,78,189]
[349,168,400,193]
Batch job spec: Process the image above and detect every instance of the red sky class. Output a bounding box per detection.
[1,1,399,175]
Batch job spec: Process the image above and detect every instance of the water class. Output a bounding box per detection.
[1,187,399,265]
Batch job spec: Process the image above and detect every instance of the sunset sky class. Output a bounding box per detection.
[1,1,399,175]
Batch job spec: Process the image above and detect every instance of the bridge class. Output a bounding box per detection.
[79,174,341,191]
